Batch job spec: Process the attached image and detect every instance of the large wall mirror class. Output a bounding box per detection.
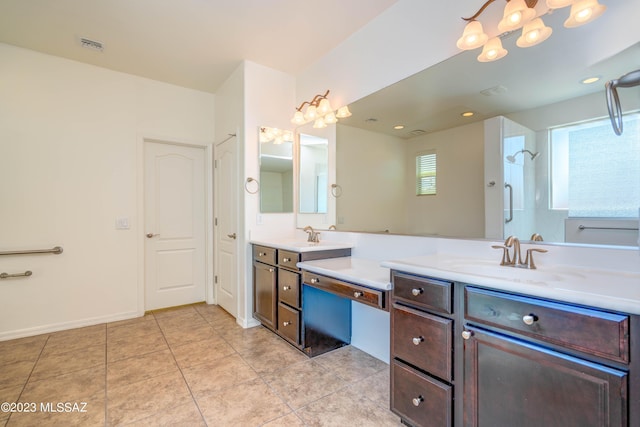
[259,126,294,213]
[300,3,640,247]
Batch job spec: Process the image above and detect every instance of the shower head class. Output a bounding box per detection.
[506,149,539,163]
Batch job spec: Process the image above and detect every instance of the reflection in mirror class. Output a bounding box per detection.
[259,126,294,213]
[299,133,329,214]
[329,5,640,247]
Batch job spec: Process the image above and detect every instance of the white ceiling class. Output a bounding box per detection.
[0,0,399,93]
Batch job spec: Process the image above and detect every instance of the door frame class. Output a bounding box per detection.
[136,135,214,315]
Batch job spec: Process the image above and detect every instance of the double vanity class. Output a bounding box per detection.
[251,237,640,426]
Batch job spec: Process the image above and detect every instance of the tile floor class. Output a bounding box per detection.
[0,303,401,426]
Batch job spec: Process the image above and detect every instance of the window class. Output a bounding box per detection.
[416,150,436,196]
[550,113,640,217]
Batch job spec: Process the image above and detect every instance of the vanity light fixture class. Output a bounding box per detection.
[291,90,352,127]
[259,127,294,145]
[458,0,606,62]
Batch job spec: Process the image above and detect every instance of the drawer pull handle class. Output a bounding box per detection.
[259,252,266,257]
[412,336,424,346]
[310,277,320,284]
[283,286,290,291]
[522,314,537,325]
[412,396,424,407]
[411,288,423,296]
[268,268,275,273]
[353,291,364,298]
[282,257,291,262]
[283,321,291,327]
[461,330,473,340]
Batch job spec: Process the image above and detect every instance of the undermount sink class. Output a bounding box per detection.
[434,258,586,285]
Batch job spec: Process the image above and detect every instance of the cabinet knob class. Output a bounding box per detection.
[282,286,290,291]
[282,321,291,327]
[411,288,423,296]
[412,396,424,407]
[522,314,537,325]
[283,257,291,262]
[310,278,320,284]
[412,336,424,346]
[353,291,364,298]
[461,330,473,340]
[268,268,274,273]
[258,252,266,257]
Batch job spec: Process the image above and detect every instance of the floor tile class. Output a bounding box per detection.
[239,339,308,376]
[0,361,36,389]
[263,412,307,427]
[0,335,47,366]
[29,344,105,382]
[107,370,193,426]
[263,360,348,409]
[296,386,400,426]
[348,367,390,409]
[120,400,206,426]
[107,319,161,342]
[196,378,290,427]
[314,345,388,382]
[19,365,104,404]
[170,335,235,369]
[42,326,105,357]
[106,330,168,363]
[181,353,258,400]
[219,325,280,353]
[107,349,178,389]
[161,323,218,348]
[106,313,156,329]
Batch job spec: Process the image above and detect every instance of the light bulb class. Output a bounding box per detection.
[336,106,352,118]
[478,37,508,62]
[564,0,606,28]
[313,118,327,129]
[324,111,337,124]
[517,18,552,48]
[456,21,488,50]
[304,105,318,121]
[498,0,535,32]
[317,98,332,115]
[291,111,305,125]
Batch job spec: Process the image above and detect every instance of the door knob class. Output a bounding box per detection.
[227,233,237,239]
[146,233,159,238]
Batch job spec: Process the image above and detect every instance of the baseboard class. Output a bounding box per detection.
[237,315,261,329]
[0,310,142,342]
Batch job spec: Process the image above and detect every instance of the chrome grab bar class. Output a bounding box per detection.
[578,225,639,231]
[0,246,63,256]
[1,270,33,279]
[504,183,513,223]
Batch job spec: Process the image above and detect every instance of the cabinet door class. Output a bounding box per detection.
[463,327,627,427]
[253,261,277,330]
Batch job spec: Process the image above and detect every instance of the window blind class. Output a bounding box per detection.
[416,151,436,196]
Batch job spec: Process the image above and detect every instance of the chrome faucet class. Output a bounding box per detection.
[303,225,320,243]
[492,235,548,269]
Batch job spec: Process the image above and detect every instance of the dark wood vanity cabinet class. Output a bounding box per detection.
[252,244,351,352]
[390,271,639,427]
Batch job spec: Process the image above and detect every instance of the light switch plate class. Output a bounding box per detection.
[115,217,130,230]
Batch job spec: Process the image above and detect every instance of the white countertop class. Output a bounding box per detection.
[382,254,640,315]
[251,239,354,253]
[297,257,391,291]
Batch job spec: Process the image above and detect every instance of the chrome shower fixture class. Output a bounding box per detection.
[506,149,539,163]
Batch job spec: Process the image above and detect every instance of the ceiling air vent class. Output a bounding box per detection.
[409,129,426,136]
[79,37,104,52]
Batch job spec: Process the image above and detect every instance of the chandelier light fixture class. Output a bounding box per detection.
[290,90,352,129]
[259,127,294,145]
[457,0,606,62]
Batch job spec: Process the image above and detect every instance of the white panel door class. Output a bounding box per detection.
[214,137,238,317]
[144,141,206,310]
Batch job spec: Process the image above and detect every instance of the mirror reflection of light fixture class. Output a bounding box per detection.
[291,90,352,126]
[259,127,294,145]
[458,0,606,62]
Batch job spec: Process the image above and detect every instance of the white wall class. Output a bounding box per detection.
[406,121,485,237]
[0,43,215,340]
[336,124,407,234]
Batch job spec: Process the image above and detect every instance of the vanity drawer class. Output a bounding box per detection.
[391,359,452,427]
[392,303,453,381]
[279,250,300,271]
[279,269,301,309]
[254,245,277,266]
[393,272,453,314]
[465,286,630,363]
[277,303,300,345]
[302,271,386,310]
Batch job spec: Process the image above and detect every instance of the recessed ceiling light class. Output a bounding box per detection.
[461,111,474,117]
[581,76,601,84]
[393,125,405,130]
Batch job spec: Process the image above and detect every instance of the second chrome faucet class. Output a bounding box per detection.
[492,236,547,269]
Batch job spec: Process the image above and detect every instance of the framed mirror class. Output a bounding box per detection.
[325,4,640,247]
[259,126,294,213]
